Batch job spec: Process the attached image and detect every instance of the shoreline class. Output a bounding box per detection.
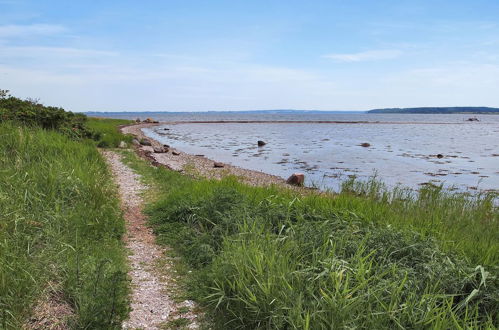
[121,122,499,195]
[121,123,296,189]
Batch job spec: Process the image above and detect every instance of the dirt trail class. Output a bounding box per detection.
[102,150,197,329]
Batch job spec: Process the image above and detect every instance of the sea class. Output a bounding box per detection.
[91,112,499,193]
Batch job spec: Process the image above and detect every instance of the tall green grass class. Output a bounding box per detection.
[0,123,129,329]
[86,117,133,148]
[122,151,498,329]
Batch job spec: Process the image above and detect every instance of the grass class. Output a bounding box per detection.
[0,122,129,328]
[86,117,133,148]
[122,150,498,329]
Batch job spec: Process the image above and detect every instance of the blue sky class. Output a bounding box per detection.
[1,0,498,111]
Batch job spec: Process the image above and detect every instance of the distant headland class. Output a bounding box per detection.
[368,107,499,114]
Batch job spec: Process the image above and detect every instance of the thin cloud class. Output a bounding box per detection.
[1,45,118,58]
[323,49,402,62]
[0,24,66,38]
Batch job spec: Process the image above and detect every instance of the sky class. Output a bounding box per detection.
[1,0,499,112]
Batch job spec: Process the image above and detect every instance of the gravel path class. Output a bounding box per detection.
[102,150,198,329]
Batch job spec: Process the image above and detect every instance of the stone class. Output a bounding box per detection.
[139,138,152,146]
[163,144,170,148]
[437,154,444,158]
[213,162,224,168]
[359,142,371,147]
[143,118,156,123]
[135,118,141,123]
[118,141,127,149]
[132,138,141,146]
[286,173,305,186]
[467,117,479,122]
[172,151,180,156]
[257,140,266,146]
[153,146,166,153]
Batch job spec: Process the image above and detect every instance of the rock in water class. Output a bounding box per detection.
[118,141,127,149]
[213,162,224,168]
[257,140,266,146]
[359,142,371,147]
[437,154,444,158]
[286,173,305,186]
[140,138,152,146]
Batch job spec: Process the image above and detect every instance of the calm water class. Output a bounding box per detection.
[99,112,499,192]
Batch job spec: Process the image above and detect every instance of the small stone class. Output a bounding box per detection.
[437,154,444,158]
[132,138,140,146]
[118,141,127,149]
[359,142,371,147]
[257,140,266,146]
[172,151,180,156]
[286,173,305,186]
[213,162,224,168]
[135,118,141,123]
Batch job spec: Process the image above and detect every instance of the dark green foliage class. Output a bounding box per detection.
[123,152,498,329]
[0,123,129,328]
[0,90,92,139]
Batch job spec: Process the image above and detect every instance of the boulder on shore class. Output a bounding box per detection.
[213,162,224,168]
[139,138,152,146]
[286,173,305,186]
[153,146,167,153]
[132,138,140,146]
[143,118,157,123]
[172,151,180,156]
[118,141,127,149]
[257,140,266,146]
[135,118,141,123]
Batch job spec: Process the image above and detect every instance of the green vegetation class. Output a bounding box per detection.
[0,122,129,328]
[122,151,498,329]
[0,89,92,139]
[368,107,499,114]
[0,91,130,328]
[0,90,133,148]
[86,117,133,148]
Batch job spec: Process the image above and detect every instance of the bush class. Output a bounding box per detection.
[0,89,92,139]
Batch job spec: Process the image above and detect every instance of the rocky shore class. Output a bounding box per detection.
[121,123,291,188]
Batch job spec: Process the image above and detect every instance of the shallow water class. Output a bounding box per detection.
[133,113,499,192]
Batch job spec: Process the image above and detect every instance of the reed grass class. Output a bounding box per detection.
[122,151,498,329]
[0,122,129,328]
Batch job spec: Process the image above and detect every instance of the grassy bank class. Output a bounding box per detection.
[122,151,498,329]
[0,122,129,328]
[86,117,133,148]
